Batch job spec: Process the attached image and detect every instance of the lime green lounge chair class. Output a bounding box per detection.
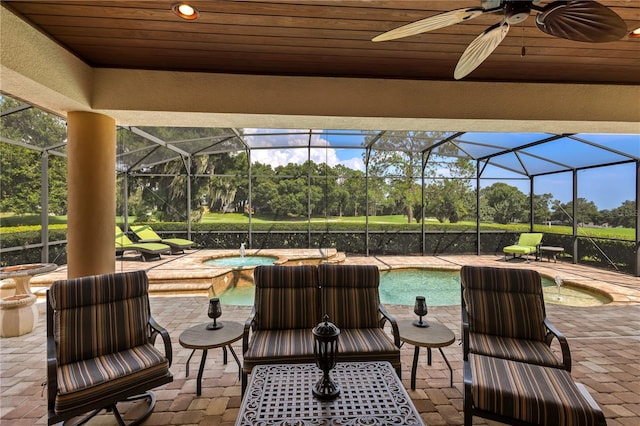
[503,233,543,262]
[116,226,170,261]
[130,225,195,254]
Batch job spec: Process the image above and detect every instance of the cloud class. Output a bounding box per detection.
[341,157,365,172]
[242,129,364,172]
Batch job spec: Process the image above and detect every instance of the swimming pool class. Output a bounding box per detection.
[213,267,610,307]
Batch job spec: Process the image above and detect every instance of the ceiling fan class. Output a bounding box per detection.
[372,0,629,80]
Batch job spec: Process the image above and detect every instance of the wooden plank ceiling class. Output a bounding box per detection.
[3,0,639,84]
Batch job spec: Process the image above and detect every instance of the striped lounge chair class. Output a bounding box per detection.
[46,271,173,425]
[460,266,605,426]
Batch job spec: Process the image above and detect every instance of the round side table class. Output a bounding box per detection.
[0,263,57,295]
[398,319,456,389]
[179,321,243,396]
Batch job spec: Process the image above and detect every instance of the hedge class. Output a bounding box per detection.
[1,223,636,275]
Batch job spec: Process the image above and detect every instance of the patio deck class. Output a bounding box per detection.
[1,252,639,425]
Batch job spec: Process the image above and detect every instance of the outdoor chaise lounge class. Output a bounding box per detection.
[460,265,605,426]
[502,232,543,262]
[116,226,171,261]
[130,225,195,254]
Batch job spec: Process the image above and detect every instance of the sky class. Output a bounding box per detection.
[242,130,638,211]
[481,163,635,210]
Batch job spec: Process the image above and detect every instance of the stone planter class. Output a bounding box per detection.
[0,294,38,337]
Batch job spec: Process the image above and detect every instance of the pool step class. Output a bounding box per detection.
[148,281,213,297]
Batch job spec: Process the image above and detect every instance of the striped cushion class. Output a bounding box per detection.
[243,329,399,368]
[470,354,605,425]
[468,333,563,368]
[338,329,398,357]
[243,329,315,364]
[50,271,150,365]
[254,265,319,330]
[461,266,546,341]
[55,343,169,414]
[319,265,381,329]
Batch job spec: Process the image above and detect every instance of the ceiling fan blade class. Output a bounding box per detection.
[535,0,627,43]
[454,21,510,80]
[372,8,485,42]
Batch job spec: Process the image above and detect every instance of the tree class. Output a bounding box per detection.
[423,158,474,223]
[274,163,311,217]
[388,175,421,222]
[312,162,346,217]
[479,196,495,223]
[250,162,276,215]
[366,131,448,223]
[607,200,636,228]
[250,162,309,218]
[332,165,361,217]
[203,152,249,214]
[1,97,67,215]
[365,175,390,217]
[118,127,248,222]
[0,144,41,214]
[425,179,471,223]
[481,183,528,224]
[551,198,599,225]
[533,193,553,224]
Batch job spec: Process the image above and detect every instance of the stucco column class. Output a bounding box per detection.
[67,111,116,278]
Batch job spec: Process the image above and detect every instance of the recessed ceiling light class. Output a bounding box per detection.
[629,27,640,39]
[172,3,199,20]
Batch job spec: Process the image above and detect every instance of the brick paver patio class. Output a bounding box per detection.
[2,252,639,425]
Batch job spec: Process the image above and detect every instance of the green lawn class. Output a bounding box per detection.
[533,223,634,240]
[199,213,633,239]
[0,212,634,240]
[199,213,422,224]
[0,213,68,227]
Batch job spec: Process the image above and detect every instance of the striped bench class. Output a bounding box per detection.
[241,264,401,394]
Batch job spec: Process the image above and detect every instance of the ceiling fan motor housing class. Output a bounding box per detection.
[505,1,532,24]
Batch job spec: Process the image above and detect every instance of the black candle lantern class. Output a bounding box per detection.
[413,296,429,328]
[312,314,340,401]
[207,297,223,330]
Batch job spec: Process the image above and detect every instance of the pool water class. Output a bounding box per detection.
[379,269,462,306]
[543,284,610,307]
[217,285,256,305]
[204,256,277,267]
[379,269,607,307]
[214,267,608,307]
